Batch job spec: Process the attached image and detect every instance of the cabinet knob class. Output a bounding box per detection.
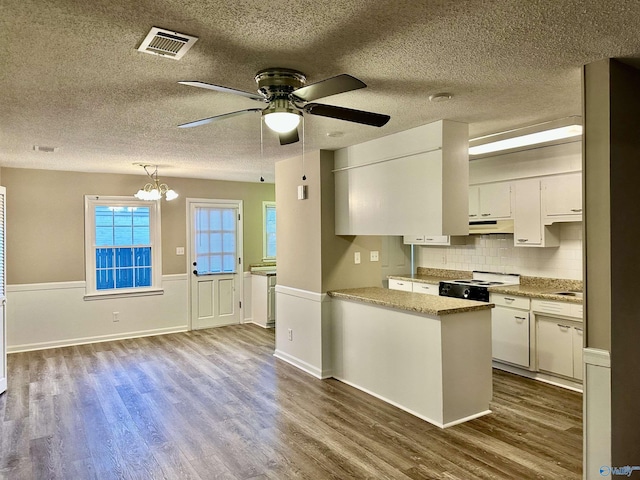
[570,208,582,212]
[469,214,477,217]
[517,238,529,243]
[481,213,491,217]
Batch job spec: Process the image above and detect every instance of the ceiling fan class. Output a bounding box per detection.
[177,68,391,145]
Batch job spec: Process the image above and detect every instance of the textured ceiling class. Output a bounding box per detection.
[1,0,640,183]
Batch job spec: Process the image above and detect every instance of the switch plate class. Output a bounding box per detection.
[354,252,361,264]
[288,329,293,341]
[297,185,307,200]
[112,312,120,322]
[176,247,185,255]
[370,251,379,262]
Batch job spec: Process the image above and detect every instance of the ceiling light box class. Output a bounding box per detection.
[469,116,582,158]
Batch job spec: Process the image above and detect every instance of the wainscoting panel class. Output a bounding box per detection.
[7,274,188,352]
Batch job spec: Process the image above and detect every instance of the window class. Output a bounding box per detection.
[84,196,162,298]
[263,201,276,260]
[193,206,237,274]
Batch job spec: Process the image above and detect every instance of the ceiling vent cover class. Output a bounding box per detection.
[138,27,198,60]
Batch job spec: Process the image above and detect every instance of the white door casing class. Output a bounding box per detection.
[0,186,6,394]
[187,199,243,330]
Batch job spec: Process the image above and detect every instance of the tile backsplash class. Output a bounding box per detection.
[416,223,583,280]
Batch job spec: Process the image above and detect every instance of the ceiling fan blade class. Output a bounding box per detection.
[279,129,299,145]
[291,74,366,102]
[178,81,266,102]
[304,103,390,127]
[178,108,263,128]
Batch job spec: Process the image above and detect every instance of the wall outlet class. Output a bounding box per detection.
[370,250,379,262]
[354,251,361,264]
[112,311,120,322]
[176,247,185,255]
[288,328,293,341]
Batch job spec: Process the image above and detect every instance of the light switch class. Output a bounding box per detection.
[176,247,185,255]
[354,252,361,264]
[370,251,379,262]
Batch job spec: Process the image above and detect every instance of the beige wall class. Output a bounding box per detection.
[274,153,323,292]
[320,151,382,291]
[2,167,274,284]
[275,150,382,293]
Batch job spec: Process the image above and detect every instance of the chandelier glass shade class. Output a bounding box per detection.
[134,165,178,201]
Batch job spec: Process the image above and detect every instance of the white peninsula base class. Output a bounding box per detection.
[331,296,493,428]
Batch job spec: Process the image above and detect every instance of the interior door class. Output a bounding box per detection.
[189,200,242,330]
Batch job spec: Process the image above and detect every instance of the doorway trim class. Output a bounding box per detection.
[186,198,244,330]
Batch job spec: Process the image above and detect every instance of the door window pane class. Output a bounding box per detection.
[194,206,237,274]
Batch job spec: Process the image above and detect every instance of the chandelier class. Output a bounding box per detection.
[134,165,178,201]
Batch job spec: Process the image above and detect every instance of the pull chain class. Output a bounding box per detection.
[260,116,265,182]
[301,116,306,181]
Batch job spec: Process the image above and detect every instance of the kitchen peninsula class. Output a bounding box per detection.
[328,287,494,428]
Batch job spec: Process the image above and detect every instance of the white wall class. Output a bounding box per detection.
[7,275,188,352]
[417,223,583,280]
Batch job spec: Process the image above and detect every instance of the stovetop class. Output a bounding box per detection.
[449,279,509,287]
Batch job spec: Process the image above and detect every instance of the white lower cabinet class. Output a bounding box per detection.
[388,278,412,292]
[490,294,530,367]
[251,274,276,328]
[536,316,583,380]
[389,279,439,295]
[412,282,439,295]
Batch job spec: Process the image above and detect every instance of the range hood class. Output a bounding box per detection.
[469,219,514,235]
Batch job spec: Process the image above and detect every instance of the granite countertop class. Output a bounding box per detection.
[487,284,583,304]
[390,268,583,305]
[251,270,277,276]
[327,287,494,316]
[388,268,472,286]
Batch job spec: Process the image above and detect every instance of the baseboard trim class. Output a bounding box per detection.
[246,321,274,329]
[492,361,583,392]
[7,325,189,353]
[273,349,323,379]
[332,375,485,429]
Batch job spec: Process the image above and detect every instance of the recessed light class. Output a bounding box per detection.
[429,93,452,103]
[326,131,344,138]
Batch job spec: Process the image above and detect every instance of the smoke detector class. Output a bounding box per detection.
[138,27,198,60]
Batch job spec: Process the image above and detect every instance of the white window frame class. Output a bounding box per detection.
[262,201,276,261]
[84,195,163,299]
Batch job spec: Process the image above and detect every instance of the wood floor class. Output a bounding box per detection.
[0,324,582,479]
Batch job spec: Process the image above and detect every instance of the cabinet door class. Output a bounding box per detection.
[514,179,542,245]
[412,282,438,296]
[492,307,530,367]
[479,183,512,219]
[537,318,574,377]
[468,185,480,219]
[573,326,584,381]
[389,279,412,292]
[543,173,582,217]
[267,286,276,323]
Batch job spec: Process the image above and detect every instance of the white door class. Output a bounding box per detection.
[188,200,242,330]
[0,187,6,394]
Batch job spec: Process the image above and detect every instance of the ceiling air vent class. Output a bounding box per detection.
[138,27,198,60]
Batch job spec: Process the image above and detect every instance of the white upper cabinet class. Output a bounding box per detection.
[513,179,559,247]
[469,183,512,220]
[334,120,469,236]
[542,173,583,224]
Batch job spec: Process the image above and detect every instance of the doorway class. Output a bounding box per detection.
[187,199,243,330]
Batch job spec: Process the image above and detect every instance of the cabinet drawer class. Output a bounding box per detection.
[412,282,438,295]
[490,293,530,310]
[532,299,582,320]
[389,279,412,292]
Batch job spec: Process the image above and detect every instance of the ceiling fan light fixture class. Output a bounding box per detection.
[264,111,301,133]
